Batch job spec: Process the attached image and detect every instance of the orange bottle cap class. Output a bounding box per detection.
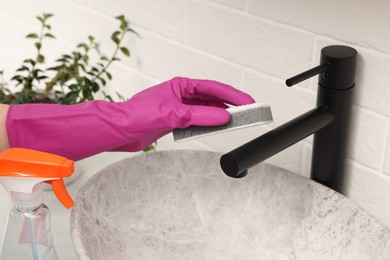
[0,148,75,208]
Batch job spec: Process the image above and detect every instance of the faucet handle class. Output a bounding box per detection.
[286,62,330,87]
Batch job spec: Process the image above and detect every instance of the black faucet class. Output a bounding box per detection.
[220,45,357,194]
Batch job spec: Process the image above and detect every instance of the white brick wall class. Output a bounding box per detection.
[1,0,390,230]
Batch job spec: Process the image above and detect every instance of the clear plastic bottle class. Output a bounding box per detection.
[0,184,59,260]
[0,148,74,260]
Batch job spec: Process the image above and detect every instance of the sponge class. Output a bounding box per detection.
[173,103,273,142]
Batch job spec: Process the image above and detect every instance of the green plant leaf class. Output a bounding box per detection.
[127,28,139,37]
[92,82,99,92]
[78,63,86,71]
[11,75,22,81]
[88,35,95,43]
[68,84,78,91]
[64,91,79,104]
[26,33,39,39]
[82,88,91,98]
[143,145,155,152]
[37,16,44,24]
[111,31,121,45]
[82,55,89,64]
[35,42,42,50]
[84,77,92,87]
[47,65,63,71]
[98,77,106,86]
[105,72,112,80]
[77,43,88,51]
[23,59,36,66]
[56,58,66,62]
[37,54,45,63]
[120,47,130,57]
[72,52,81,60]
[43,13,53,19]
[44,33,55,39]
[116,91,126,101]
[60,73,70,85]
[104,94,114,102]
[115,15,125,22]
[16,66,30,72]
[120,20,128,31]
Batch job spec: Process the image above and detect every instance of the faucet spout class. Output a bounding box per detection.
[220,106,333,178]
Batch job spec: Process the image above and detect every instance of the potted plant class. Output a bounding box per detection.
[0,13,155,152]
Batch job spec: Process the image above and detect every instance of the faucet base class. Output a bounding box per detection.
[311,45,357,193]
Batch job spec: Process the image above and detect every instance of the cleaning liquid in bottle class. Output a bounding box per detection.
[0,148,74,260]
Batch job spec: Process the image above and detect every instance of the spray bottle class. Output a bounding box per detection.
[0,148,74,260]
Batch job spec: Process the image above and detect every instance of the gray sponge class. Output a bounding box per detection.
[173,103,273,142]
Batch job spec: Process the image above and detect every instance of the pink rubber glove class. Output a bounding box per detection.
[6,77,255,161]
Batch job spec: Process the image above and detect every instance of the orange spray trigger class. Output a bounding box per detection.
[0,148,75,209]
[46,179,74,208]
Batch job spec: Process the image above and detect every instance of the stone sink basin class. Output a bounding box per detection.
[70,150,390,259]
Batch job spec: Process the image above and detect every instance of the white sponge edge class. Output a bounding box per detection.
[226,102,269,113]
[173,103,273,142]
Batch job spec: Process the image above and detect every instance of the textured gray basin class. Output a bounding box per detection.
[70,150,390,259]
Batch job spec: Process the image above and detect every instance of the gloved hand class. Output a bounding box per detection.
[6,77,255,161]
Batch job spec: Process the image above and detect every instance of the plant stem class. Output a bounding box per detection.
[92,31,126,83]
[45,41,94,92]
[45,69,65,91]
[0,72,5,92]
[25,21,45,90]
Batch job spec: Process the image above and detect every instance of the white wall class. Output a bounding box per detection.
[1,0,390,228]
